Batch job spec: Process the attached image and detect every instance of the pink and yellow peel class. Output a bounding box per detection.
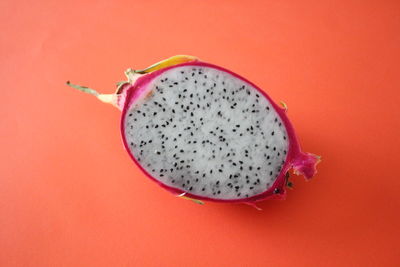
[119,61,320,204]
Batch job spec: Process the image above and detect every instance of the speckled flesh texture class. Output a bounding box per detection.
[121,62,319,203]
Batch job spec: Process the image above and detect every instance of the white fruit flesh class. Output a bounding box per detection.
[124,65,289,200]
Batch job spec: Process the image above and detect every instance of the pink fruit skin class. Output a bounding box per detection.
[120,61,319,204]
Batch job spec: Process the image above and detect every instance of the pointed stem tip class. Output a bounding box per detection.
[66,81,116,106]
[66,81,100,97]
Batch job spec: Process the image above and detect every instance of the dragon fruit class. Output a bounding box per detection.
[67,55,320,206]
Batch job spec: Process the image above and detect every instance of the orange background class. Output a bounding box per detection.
[1,0,399,266]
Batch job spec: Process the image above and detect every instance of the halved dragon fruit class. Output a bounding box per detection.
[67,55,320,206]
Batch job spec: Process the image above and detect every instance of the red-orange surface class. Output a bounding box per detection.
[1,1,399,266]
